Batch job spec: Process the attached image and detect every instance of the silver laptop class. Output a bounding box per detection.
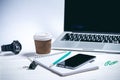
[52,0,120,53]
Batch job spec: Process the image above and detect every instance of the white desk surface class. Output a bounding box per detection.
[0,50,120,80]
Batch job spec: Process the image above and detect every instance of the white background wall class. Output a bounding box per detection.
[0,0,64,52]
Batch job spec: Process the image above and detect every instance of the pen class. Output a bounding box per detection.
[49,51,71,68]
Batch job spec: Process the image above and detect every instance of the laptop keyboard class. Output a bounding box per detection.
[61,33,120,44]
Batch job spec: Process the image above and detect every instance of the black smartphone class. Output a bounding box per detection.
[56,54,96,69]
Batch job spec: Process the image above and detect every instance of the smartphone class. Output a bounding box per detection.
[56,54,96,69]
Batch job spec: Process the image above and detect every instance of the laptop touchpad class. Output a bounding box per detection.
[53,41,77,48]
[76,42,104,50]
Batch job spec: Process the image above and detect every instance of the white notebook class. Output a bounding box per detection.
[34,52,99,76]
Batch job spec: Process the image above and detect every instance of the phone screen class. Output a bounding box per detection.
[57,54,96,69]
[65,54,95,67]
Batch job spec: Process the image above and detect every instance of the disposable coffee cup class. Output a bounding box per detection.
[33,32,52,54]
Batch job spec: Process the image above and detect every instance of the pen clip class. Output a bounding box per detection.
[28,61,38,70]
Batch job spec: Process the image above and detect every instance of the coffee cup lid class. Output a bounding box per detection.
[34,32,52,41]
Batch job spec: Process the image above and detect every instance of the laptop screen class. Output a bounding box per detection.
[64,0,120,34]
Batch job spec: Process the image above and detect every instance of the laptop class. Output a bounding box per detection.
[52,0,120,53]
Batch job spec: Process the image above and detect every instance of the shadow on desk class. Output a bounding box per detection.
[0,52,15,56]
[21,52,37,57]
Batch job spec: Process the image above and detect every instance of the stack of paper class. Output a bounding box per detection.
[34,52,99,76]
